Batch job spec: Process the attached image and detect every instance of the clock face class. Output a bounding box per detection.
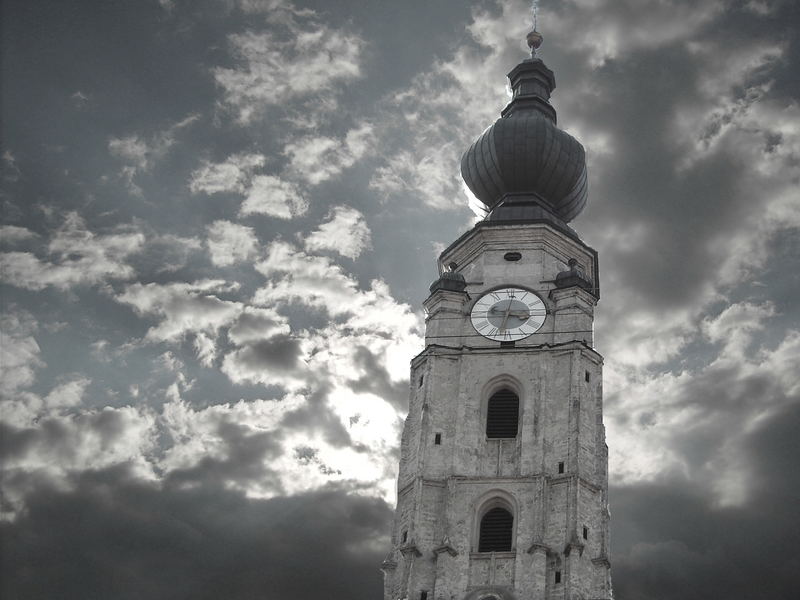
[470,287,546,341]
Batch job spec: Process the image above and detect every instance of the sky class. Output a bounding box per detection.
[1,0,798,598]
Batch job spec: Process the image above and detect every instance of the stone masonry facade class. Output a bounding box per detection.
[382,223,612,600]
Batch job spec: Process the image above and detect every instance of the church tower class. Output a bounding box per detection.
[381,30,612,600]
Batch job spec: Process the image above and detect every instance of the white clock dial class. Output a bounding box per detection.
[470,287,546,341]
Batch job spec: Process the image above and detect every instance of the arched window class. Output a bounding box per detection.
[478,507,514,552]
[486,388,519,438]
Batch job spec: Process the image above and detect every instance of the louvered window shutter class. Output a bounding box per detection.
[486,389,519,438]
[478,507,513,552]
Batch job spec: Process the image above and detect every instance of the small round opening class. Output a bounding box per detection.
[503,252,522,262]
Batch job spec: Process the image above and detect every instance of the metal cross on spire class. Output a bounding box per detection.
[527,0,543,58]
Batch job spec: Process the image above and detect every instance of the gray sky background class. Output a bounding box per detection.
[1,1,798,598]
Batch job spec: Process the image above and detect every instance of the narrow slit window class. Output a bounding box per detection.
[585,370,590,382]
[583,526,589,540]
[478,507,513,552]
[555,571,562,584]
[558,461,565,474]
[401,530,408,543]
[486,389,519,438]
[418,375,424,387]
[434,433,442,445]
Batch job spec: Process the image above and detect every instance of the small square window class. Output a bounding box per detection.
[558,461,565,474]
[585,371,590,382]
[555,571,562,584]
[583,526,589,540]
[401,530,408,543]
[434,433,442,445]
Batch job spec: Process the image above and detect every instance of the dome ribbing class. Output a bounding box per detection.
[461,41,588,225]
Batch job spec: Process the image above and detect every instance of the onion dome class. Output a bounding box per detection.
[429,262,466,293]
[554,258,593,292]
[461,31,588,226]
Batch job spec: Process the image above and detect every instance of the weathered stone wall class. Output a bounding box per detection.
[383,223,611,600]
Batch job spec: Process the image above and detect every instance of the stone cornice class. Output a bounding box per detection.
[399,542,422,558]
[592,556,611,568]
[380,559,397,572]
[433,543,459,557]
[564,540,585,557]
[527,541,551,555]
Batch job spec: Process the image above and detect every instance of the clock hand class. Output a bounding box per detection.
[500,304,512,330]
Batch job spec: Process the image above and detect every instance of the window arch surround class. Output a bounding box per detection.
[481,375,524,439]
[472,490,518,553]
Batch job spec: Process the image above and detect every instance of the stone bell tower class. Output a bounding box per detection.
[381,30,612,600]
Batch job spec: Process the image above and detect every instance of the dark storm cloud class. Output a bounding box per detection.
[1,409,137,464]
[166,420,284,491]
[550,0,800,311]
[235,335,304,371]
[0,465,391,600]
[347,345,409,410]
[611,400,800,600]
[280,383,354,448]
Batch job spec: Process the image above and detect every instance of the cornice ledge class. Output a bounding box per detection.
[380,559,398,572]
[433,543,459,557]
[527,541,551,554]
[399,542,423,558]
[564,540,585,557]
[592,555,611,568]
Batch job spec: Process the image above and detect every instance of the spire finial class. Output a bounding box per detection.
[527,1,543,58]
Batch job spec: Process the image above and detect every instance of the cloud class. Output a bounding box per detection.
[253,241,421,348]
[191,126,373,220]
[160,397,291,495]
[304,205,372,259]
[116,279,242,343]
[606,303,799,506]
[43,376,92,412]
[1,405,158,516]
[370,146,464,210]
[546,0,724,66]
[213,13,365,123]
[0,310,44,397]
[612,399,800,599]
[189,153,265,195]
[284,124,374,185]
[227,306,290,345]
[0,213,144,291]
[239,174,308,218]
[221,334,310,389]
[0,468,390,600]
[254,240,367,315]
[109,114,198,171]
[0,225,38,243]
[2,150,21,183]
[143,233,203,273]
[108,135,150,170]
[365,4,525,211]
[205,220,259,266]
[189,153,309,219]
